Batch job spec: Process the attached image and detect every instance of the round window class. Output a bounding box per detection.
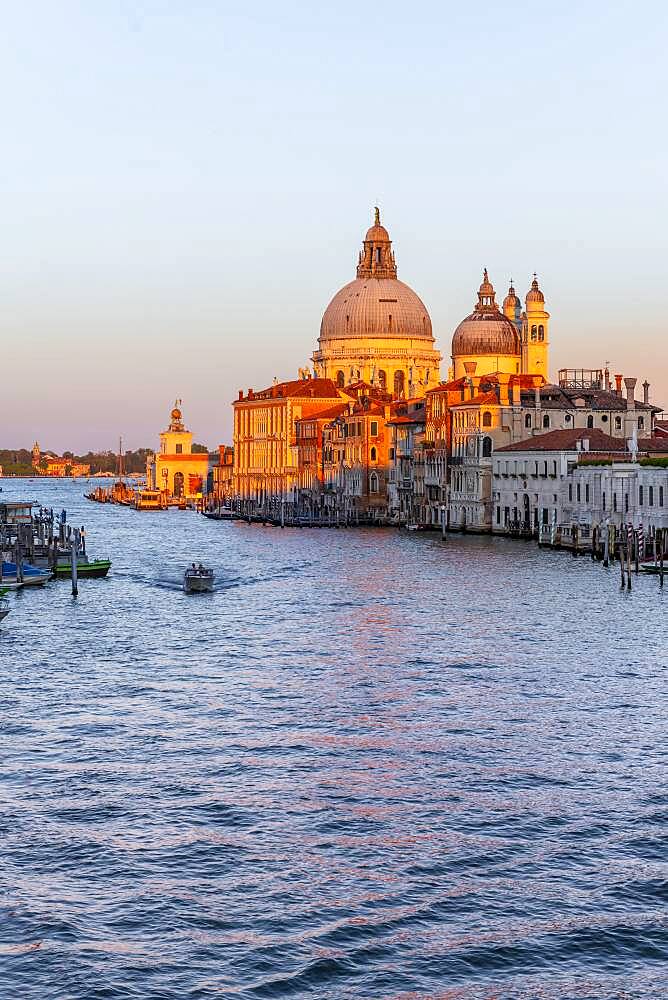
[564,414,572,423]
[601,414,608,422]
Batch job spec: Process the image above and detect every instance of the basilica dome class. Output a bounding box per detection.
[312,208,441,394]
[319,207,433,344]
[320,276,433,342]
[452,270,520,359]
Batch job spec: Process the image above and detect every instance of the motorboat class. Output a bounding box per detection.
[0,561,52,588]
[639,560,666,575]
[52,554,112,579]
[183,564,214,593]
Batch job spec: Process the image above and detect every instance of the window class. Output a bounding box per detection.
[525,413,532,428]
[577,483,581,502]
[369,472,379,493]
[569,483,573,501]
[565,414,572,422]
[376,247,382,264]
[613,493,617,512]
[394,371,405,397]
[370,446,377,462]
[531,325,537,341]
[660,486,664,507]
[625,493,629,512]
[378,370,387,390]
[587,415,594,428]
[638,417,645,430]
[336,370,345,387]
[482,437,492,457]
[615,416,622,430]
[389,447,395,460]
[585,483,590,503]
[649,486,654,506]
[482,411,492,427]
[552,461,557,476]
[370,421,378,436]
[542,414,550,428]
[175,443,183,454]
[639,485,644,505]
[602,492,606,510]
[496,506,500,524]
[601,414,608,423]
[538,325,545,342]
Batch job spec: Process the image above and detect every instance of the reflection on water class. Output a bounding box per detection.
[1,480,666,999]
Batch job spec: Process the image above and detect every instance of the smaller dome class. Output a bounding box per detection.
[365,222,390,242]
[452,270,520,358]
[503,281,520,310]
[526,275,544,304]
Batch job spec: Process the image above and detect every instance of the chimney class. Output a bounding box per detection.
[624,377,637,410]
[498,373,511,406]
[463,361,477,400]
[534,386,541,409]
[238,390,243,401]
[614,374,623,396]
[643,380,650,404]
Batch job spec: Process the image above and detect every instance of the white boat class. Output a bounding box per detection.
[0,596,10,623]
[183,565,214,593]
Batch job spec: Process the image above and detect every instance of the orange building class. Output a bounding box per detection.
[146,402,209,499]
[232,376,348,501]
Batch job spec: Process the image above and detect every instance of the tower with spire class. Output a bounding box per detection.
[520,275,550,378]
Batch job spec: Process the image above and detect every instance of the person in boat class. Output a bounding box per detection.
[198,563,204,572]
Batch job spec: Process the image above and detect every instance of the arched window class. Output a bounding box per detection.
[531,325,537,341]
[525,413,532,428]
[482,437,492,457]
[376,247,382,264]
[370,446,377,462]
[336,370,345,388]
[615,416,622,430]
[482,411,492,427]
[369,472,379,494]
[393,371,405,397]
[638,416,645,430]
[538,325,544,341]
[587,415,594,428]
[542,414,550,429]
[378,370,387,390]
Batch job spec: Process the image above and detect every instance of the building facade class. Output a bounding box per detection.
[146,401,209,499]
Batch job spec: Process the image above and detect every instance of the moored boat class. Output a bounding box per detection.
[52,554,112,579]
[0,596,10,623]
[0,561,52,588]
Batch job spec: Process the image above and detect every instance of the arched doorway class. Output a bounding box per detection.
[174,471,185,497]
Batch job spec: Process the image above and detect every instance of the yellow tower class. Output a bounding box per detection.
[521,275,550,378]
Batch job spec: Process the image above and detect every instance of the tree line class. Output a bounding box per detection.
[0,444,210,477]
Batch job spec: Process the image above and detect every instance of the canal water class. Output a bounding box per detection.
[1,479,666,999]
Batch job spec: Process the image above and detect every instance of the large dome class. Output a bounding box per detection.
[320,277,433,342]
[452,270,520,357]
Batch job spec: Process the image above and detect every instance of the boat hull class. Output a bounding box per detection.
[53,559,111,579]
[183,572,214,593]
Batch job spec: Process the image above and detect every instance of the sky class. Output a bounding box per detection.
[1,0,666,453]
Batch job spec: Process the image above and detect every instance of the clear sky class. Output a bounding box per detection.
[2,1,666,452]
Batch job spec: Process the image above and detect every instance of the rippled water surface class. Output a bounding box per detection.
[1,479,667,999]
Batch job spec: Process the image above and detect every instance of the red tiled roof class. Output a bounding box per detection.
[295,402,348,422]
[235,378,342,402]
[496,428,626,453]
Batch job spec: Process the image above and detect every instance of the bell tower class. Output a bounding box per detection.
[521,275,550,378]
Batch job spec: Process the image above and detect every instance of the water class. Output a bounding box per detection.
[1,479,666,999]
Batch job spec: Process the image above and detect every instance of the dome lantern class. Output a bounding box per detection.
[356,206,397,279]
